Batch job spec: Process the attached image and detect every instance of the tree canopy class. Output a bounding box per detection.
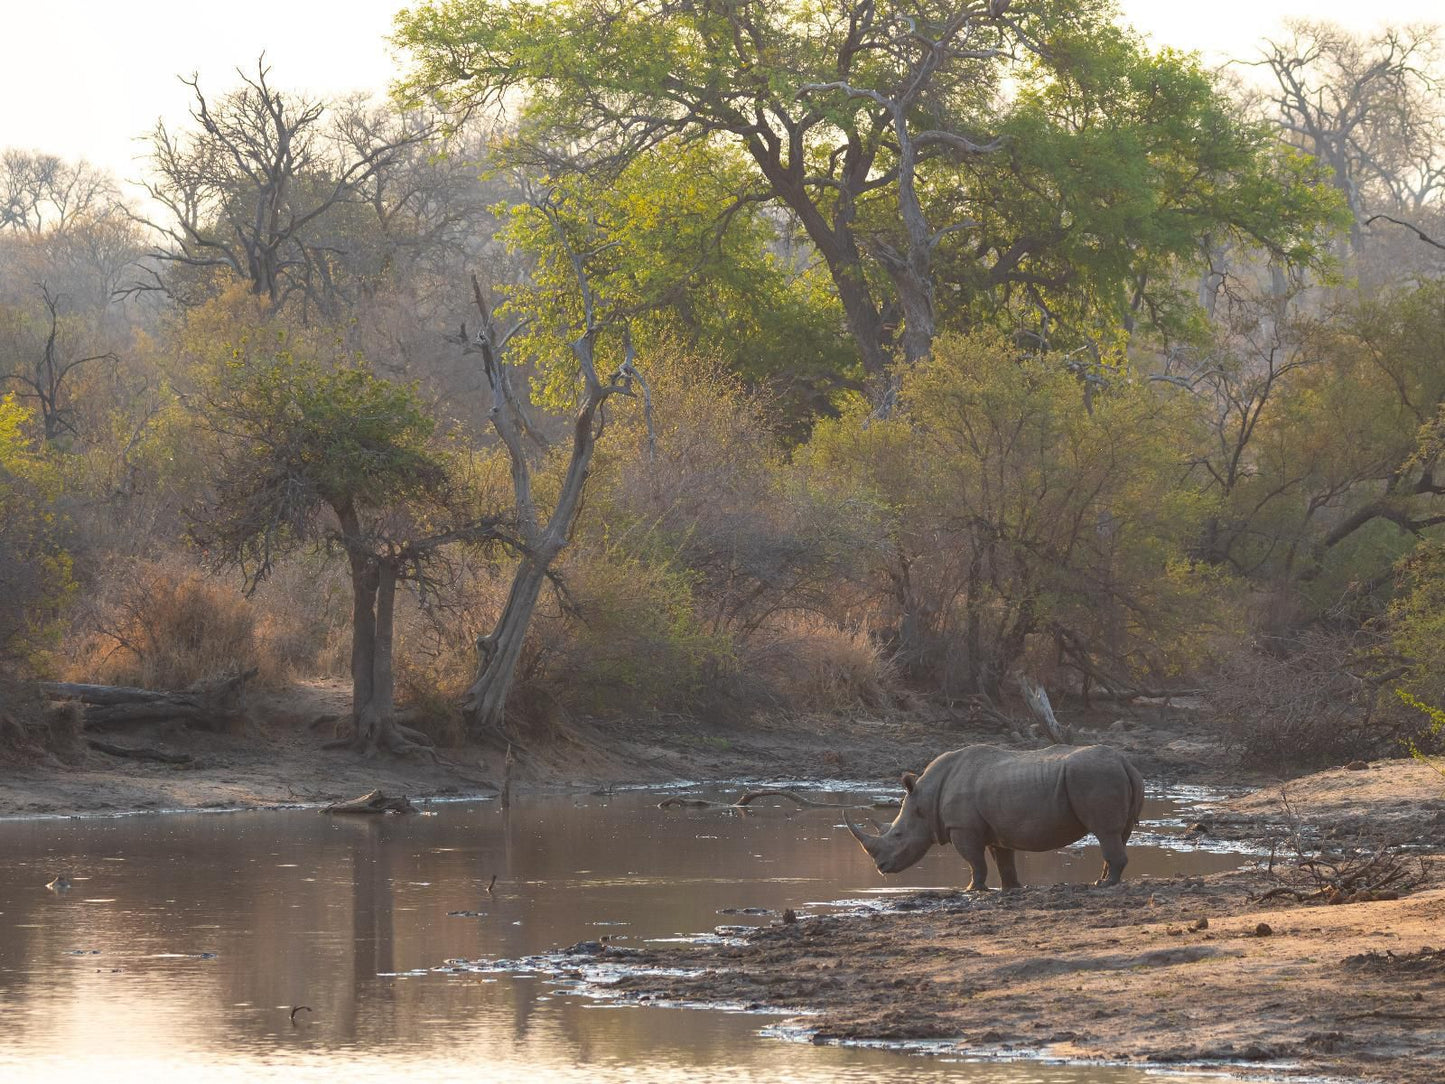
[397,0,1342,386]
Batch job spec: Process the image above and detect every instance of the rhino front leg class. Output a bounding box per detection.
[949,831,990,891]
[990,846,1022,891]
[1094,833,1128,887]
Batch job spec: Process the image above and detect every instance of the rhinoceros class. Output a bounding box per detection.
[846,744,1144,889]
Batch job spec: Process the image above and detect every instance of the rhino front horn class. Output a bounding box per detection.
[845,811,882,856]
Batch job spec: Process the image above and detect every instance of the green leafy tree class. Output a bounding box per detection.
[397,0,1339,390]
[498,138,851,425]
[0,394,74,670]
[192,330,502,755]
[802,333,1222,695]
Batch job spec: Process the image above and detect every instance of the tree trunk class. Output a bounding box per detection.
[458,392,607,737]
[457,259,641,739]
[347,543,379,737]
[463,555,550,736]
[894,268,936,366]
[353,559,397,754]
[335,504,437,759]
[755,156,893,378]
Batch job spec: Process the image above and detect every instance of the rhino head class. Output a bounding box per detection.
[845,772,936,875]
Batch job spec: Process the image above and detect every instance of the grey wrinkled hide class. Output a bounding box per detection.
[846,744,1144,889]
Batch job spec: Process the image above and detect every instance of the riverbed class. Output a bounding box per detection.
[0,787,1252,1082]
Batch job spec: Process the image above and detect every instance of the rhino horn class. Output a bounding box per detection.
[845,811,883,857]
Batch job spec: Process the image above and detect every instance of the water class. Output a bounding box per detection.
[0,787,1249,1082]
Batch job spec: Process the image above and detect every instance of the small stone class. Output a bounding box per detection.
[1254,922,1273,937]
[1343,760,1369,771]
[1192,916,1209,931]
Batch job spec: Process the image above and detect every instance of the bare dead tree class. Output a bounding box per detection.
[0,151,117,235]
[455,205,653,738]
[1252,21,1445,257]
[129,57,434,313]
[5,282,118,442]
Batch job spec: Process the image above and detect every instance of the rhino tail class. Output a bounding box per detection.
[1123,757,1145,843]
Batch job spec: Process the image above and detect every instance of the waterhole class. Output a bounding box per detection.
[0,786,1253,1082]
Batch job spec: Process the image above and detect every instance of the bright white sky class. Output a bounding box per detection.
[0,0,1440,190]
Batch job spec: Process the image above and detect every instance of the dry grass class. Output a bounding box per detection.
[66,558,346,690]
[745,615,896,713]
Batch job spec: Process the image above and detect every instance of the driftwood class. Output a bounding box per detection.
[87,738,192,765]
[659,788,900,812]
[1019,675,1072,745]
[322,789,418,815]
[39,669,256,731]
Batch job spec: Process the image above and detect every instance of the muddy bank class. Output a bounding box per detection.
[0,676,1234,819]
[0,678,952,818]
[566,761,1445,1084]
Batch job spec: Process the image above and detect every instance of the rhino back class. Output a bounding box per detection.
[925,745,1134,853]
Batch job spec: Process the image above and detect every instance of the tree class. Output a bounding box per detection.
[191,324,503,755]
[0,394,73,669]
[0,151,117,236]
[454,188,654,737]
[1253,21,1445,263]
[2,283,119,443]
[496,137,852,428]
[397,0,1337,392]
[802,333,1218,696]
[134,58,433,314]
[1179,281,1445,620]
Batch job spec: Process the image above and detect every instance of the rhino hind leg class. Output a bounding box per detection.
[949,831,990,891]
[1094,833,1128,887]
[989,846,1022,890]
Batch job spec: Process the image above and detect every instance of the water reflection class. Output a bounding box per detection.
[0,790,1241,1082]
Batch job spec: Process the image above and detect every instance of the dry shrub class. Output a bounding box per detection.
[1202,629,1409,771]
[743,615,896,714]
[68,559,288,689]
[393,588,481,748]
[521,548,729,719]
[247,560,352,678]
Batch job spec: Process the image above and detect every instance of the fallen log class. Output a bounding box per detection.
[322,789,418,815]
[87,738,192,765]
[38,669,256,732]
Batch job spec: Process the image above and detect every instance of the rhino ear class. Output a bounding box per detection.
[901,772,918,793]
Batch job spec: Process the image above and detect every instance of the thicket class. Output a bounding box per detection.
[2,10,1445,769]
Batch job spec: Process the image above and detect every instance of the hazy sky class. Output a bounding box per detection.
[1,0,1440,187]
